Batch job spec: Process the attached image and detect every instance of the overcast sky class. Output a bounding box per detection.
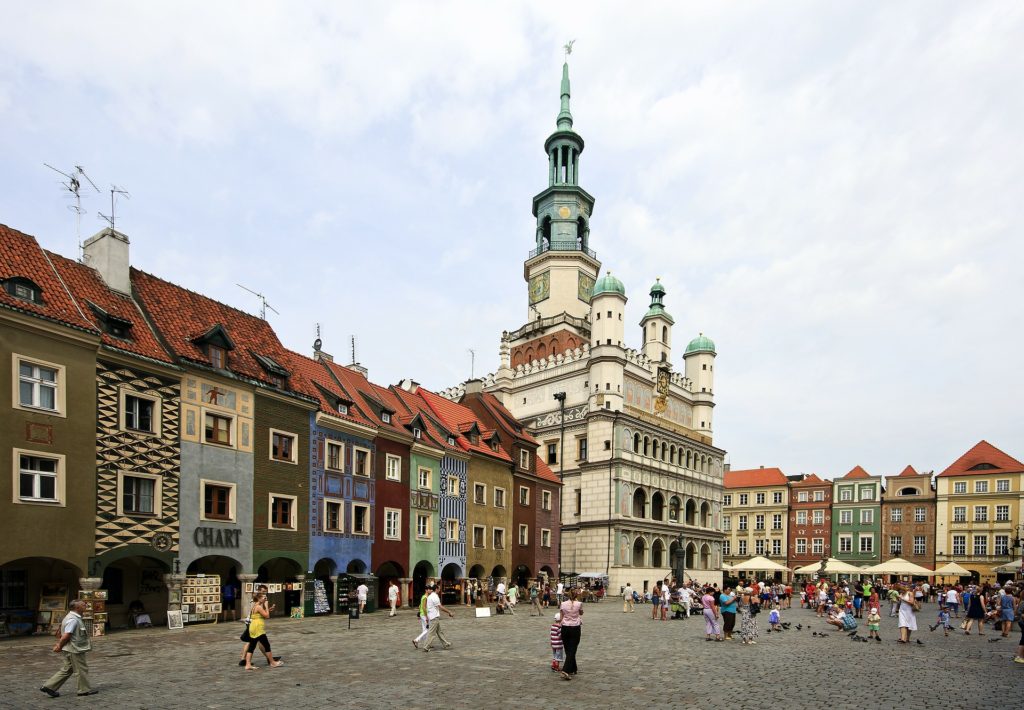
[2,1,1021,479]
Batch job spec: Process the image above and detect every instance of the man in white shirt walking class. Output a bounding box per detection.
[680,584,694,618]
[356,582,369,613]
[40,600,97,698]
[388,580,400,617]
[421,584,454,652]
[623,583,635,613]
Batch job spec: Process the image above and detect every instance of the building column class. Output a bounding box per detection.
[163,573,186,611]
[399,578,412,607]
[295,574,306,618]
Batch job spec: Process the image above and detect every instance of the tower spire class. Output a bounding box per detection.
[557,61,573,131]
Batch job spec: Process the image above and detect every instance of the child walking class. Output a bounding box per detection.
[867,607,881,642]
[768,608,781,632]
[930,605,952,636]
[549,613,564,672]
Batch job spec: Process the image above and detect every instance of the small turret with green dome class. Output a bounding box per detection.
[684,332,716,355]
[592,271,626,298]
[641,278,674,325]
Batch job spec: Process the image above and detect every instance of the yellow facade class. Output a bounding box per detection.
[180,374,254,453]
[722,483,789,568]
[935,471,1023,582]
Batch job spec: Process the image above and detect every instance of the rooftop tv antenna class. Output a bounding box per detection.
[468,348,476,379]
[350,335,357,364]
[43,163,101,258]
[236,283,279,320]
[98,185,130,233]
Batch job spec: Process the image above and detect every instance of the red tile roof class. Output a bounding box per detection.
[534,455,560,484]
[896,465,920,477]
[282,351,377,428]
[841,465,873,479]
[46,251,173,364]
[937,440,1024,477]
[0,224,97,333]
[389,385,463,453]
[724,467,788,488]
[131,268,318,400]
[418,388,512,462]
[321,361,413,439]
[790,473,827,487]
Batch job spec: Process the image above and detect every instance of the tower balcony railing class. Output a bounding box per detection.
[528,240,597,260]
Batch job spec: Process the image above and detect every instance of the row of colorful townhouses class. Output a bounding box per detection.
[1,223,561,628]
[721,440,1024,583]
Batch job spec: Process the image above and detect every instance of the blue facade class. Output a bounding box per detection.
[308,415,375,574]
[438,454,467,576]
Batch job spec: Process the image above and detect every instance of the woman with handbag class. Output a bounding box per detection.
[897,583,919,644]
[963,584,987,635]
[243,591,284,670]
[739,586,759,645]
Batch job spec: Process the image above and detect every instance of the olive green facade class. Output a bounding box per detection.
[465,453,514,580]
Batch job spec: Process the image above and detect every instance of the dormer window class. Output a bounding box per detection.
[252,353,289,389]
[86,300,133,340]
[381,412,391,424]
[209,345,226,369]
[447,436,456,446]
[3,277,42,304]
[337,403,349,415]
[490,440,500,453]
[413,427,422,439]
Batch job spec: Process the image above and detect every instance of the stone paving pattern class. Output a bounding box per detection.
[0,601,1020,709]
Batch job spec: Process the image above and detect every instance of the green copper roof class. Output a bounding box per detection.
[556,62,573,131]
[640,278,673,324]
[684,333,716,355]
[592,271,625,297]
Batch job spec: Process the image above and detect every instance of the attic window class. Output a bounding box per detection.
[208,345,227,369]
[967,463,997,471]
[447,436,456,446]
[337,402,349,415]
[413,427,422,439]
[490,439,500,453]
[85,301,132,340]
[3,277,42,304]
[381,412,391,424]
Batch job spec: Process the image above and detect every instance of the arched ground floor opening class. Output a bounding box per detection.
[312,558,338,614]
[375,561,405,611]
[256,556,304,617]
[346,558,367,574]
[440,563,462,605]
[513,564,532,588]
[96,550,171,630]
[412,561,435,608]
[0,557,82,637]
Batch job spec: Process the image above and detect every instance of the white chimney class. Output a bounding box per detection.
[83,228,131,295]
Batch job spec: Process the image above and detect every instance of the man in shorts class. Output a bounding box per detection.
[651,581,662,620]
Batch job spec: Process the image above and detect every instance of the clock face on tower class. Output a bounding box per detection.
[529,272,550,304]
[577,272,595,303]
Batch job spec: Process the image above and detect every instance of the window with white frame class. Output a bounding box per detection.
[839,487,852,502]
[772,513,782,530]
[738,514,747,531]
[518,524,528,546]
[995,504,1010,522]
[739,493,748,506]
[772,539,781,556]
[913,536,926,555]
[384,508,401,540]
[352,503,370,535]
[889,536,902,555]
[270,429,297,463]
[974,505,988,522]
[446,518,459,543]
[858,485,874,501]
[755,539,766,555]
[951,534,966,556]
[755,492,765,505]
[737,540,747,555]
[269,493,297,530]
[417,467,431,490]
[755,514,765,530]
[353,447,371,476]
[494,487,506,508]
[796,510,807,525]
[519,486,530,506]
[860,509,873,524]
[796,538,807,554]
[723,494,732,506]
[14,450,65,505]
[723,515,732,531]
[838,535,853,554]
[519,449,530,470]
[493,527,505,549]
[447,475,459,496]
[814,490,825,502]
[541,528,551,548]
[859,534,873,553]
[994,535,1010,555]
[914,507,926,522]
[890,508,903,522]
[473,482,486,504]
[996,479,1010,493]
[325,440,344,472]
[953,481,967,494]
[541,490,552,511]
[385,454,401,481]
[118,471,161,516]
[973,535,987,556]
[773,491,784,504]
[839,510,852,525]
[953,506,967,522]
[812,538,824,554]
[203,411,234,447]
[200,479,235,522]
[974,480,988,493]
[416,513,430,539]
[323,499,343,532]
[472,524,486,548]
[722,540,731,556]
[797,491,808,502]
[14,356,64,415]
[813,510,824,525]
[120,390,160,435]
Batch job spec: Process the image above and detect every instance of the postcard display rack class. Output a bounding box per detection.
[78,589,108,637]
[180,574,221,625]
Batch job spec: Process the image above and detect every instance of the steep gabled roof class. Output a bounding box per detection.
[323,361,411,439]
[790,473,827,487]
[724,467,789,489]
[46,250,173,364]
[389,385,463,453]
[841,465,873,480]
[131,268,317,401]
[896,465,920,477]
[282,351,376,428]
[418,388,511,462]
[938,440,1024,477]
[0,224,97,333]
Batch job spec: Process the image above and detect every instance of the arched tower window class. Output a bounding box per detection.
[540,215,552,250]
[576,216,588,250]
[662,325,668,343]
[633,433,641,453]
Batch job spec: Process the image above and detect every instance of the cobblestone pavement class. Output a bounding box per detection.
[1,601,1020,709]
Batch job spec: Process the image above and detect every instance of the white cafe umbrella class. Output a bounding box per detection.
[729,556,790,573]
[933,562,972,577]
[992,559,1022,573]
[793,558,865,575]
[860,558,934,576]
